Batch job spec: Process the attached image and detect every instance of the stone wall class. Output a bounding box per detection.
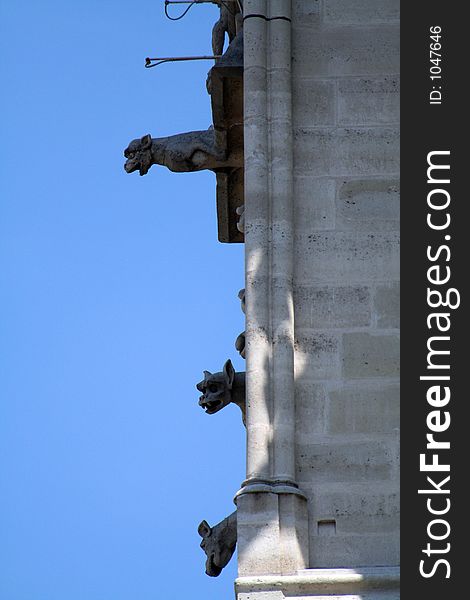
[291,0,400,568]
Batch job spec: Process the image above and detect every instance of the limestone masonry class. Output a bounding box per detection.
[124,1,399,598]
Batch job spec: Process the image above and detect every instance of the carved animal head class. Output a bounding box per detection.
[197,359,235,415]
[124,134,153,176]
[198,514,237,577]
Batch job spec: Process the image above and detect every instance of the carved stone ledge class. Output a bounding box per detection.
[235,567,400,599]
[235,479,308,501]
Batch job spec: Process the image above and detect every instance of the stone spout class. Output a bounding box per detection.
[196,359,246,426]
[124,129,242,176]
[198,511,237,577]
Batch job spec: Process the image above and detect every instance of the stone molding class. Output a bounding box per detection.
[235,567,400,596]
[235,480,307,500]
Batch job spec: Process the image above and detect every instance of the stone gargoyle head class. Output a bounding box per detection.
[197,359,235,416]
[198,511,237,577]
[196,359,245,424]
[123,134,153,176]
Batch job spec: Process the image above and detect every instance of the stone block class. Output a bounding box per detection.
[297,438,397,483]
[294,333,340,380]
[294,232,400,284]
[374,283,400,328]
[237,492,308,576]
[327,384,399,434]
[338,78,399,125]
[294,285,371,329]
[295,383,328,436]
[279,494,310,573]
[342,333,400,378]
[311,532,400,568]
[292,0,322,28]
[294,128,399,177]
[310,486,400,534]
[336,179,400,232]
[293,79,336,127]
[237,492,281,576]
[294,178,336,231]
[324,0,400,25]
[293,27,399,78]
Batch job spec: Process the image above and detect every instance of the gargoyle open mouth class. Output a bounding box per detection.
[206,554,222,577]
[124,160,150,176]
[124,160,139,174]
[200,399,223,414]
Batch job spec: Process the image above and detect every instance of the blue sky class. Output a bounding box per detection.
[0,2,245,598]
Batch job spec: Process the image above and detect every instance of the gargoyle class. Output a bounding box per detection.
[198,511,237,577]
[124,129,242,176]
[197,359,246,425]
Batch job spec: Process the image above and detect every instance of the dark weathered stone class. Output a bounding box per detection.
[197,359,246,425]
[211,1,242,56]
[209,30,244,243]
[198,511,237,577]
[124,129,242,176]
[235,331,246,359]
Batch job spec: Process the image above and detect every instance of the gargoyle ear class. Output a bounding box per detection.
[198,520,212,539]
[223,359,235,389]
[140,134,152,150]
[197,371,211,392]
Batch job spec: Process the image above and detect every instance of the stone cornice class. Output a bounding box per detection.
[235,567,400,595]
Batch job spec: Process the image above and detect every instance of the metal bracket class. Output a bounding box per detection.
[145,55,222,68]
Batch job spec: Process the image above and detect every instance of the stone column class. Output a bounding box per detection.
[236,0,309,578]
[243,0,271,485]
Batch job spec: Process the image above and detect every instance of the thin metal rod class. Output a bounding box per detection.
[166,1,217,4]
[145,55,222,68]
[165,0,237,4]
